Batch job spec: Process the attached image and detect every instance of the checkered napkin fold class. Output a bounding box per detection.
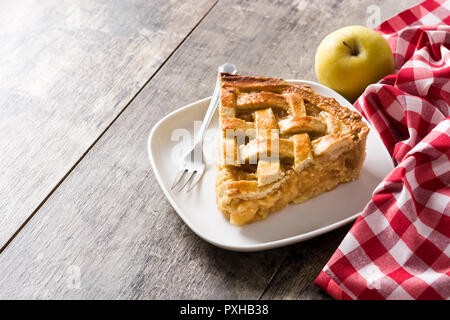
[314,0,450,299]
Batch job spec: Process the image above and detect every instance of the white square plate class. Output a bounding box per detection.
[148,80,394,252]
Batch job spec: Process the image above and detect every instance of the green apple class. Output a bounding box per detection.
[315,25,395,102]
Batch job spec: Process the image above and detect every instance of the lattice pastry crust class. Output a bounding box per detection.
[216,73,369,225]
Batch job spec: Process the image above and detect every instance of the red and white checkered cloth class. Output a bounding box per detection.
[314,0,450,300]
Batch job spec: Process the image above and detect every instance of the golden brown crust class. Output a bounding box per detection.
[216,73,369,226]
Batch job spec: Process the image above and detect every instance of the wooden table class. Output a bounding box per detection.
[0,0,421,299]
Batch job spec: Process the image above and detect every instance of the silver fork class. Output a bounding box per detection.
[171,63,238,192]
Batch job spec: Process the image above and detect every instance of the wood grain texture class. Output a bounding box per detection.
[261,226,350,300]
[0,0,422,299]
[0,0,216,249]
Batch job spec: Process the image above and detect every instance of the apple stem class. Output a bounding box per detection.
[342,41,358,56]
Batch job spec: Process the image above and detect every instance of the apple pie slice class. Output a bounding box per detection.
[216,73,369,225]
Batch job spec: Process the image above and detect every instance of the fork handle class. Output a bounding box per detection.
[195,63,237,145]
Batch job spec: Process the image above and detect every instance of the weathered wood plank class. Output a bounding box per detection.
[261,226,350,300]
[0,0,216,249]
[0,0,422,299]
